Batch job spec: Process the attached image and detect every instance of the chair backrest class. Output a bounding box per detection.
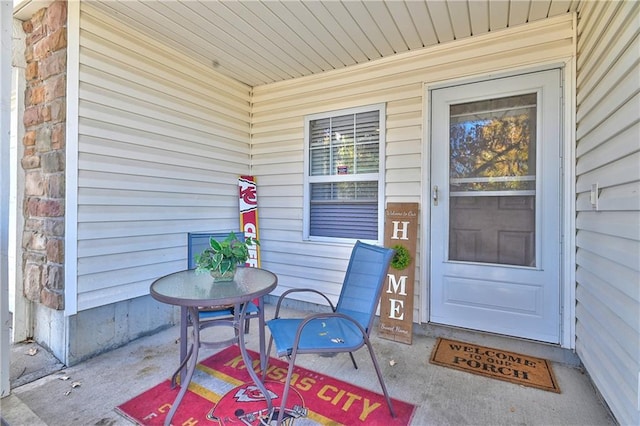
[187,231,242,269]
[335,241,394,335]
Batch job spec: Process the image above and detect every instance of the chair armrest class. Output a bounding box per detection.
[274,288,336,318]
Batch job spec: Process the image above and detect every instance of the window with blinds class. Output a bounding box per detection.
[304,105,385,241]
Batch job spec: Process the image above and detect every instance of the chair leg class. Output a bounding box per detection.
[263,335,274,382]
[276,353,297,426]
[348,352,358,370]
[363,336,396,418]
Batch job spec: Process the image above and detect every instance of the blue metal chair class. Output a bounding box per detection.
[188,231,259,322]
[187,232,259,331]
[180,232,258,368]
[266,241,396,424]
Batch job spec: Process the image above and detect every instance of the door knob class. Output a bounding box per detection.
[432,185,439,206]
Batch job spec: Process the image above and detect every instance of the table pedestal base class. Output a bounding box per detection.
[165,303,273,426]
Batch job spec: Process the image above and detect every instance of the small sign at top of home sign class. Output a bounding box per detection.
[379,202,419,345]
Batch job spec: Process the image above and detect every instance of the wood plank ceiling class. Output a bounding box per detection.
[89,0,580,87]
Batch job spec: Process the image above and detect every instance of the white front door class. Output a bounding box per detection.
[430,70,562,343]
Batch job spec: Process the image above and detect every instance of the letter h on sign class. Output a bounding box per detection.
[391,221,410,240]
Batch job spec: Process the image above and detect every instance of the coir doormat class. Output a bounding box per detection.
[117,345,416,425]
[429,338,560,393]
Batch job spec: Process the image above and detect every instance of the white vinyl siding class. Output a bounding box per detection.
[574,2,640,425]
[251,15,575,315]
[75,4,252,311]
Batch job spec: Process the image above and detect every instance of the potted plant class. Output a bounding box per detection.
[195,233,259,281]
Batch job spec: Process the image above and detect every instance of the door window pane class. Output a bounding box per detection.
[448,94,537,266]
[449,94,536,194]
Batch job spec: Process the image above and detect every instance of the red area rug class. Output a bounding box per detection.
[116,345,415,425]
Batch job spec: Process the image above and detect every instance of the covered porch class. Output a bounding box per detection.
[2,1,638,425]
[2,303,616,425]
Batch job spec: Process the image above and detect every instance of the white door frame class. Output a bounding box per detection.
[421,62,577,349]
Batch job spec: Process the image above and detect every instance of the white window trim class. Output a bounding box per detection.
[303,103,386,245]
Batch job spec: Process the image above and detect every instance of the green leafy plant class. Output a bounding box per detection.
[390,243,412,270]
[195,233,259,276]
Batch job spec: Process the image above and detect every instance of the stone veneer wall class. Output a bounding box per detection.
[21,1,67,311]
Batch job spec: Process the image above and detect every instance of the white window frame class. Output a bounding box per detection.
[302,103,386,244]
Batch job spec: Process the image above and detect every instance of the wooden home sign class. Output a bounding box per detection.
[379,202,419,345]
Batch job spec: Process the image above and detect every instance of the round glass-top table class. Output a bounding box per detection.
[150,267,277,426]
[150,267,277,307]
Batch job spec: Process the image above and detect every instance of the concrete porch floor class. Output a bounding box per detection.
[2,305,616,426]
